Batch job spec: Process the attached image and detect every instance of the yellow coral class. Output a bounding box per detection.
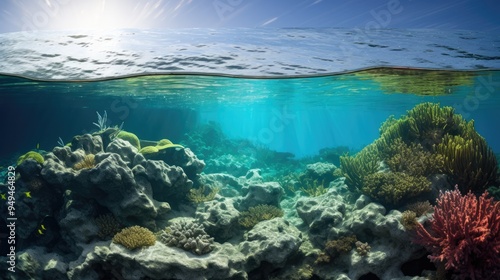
[17,151,44,165]
[112,226,156,250]
[187,185,220,203]
[116,131,141,149]
[73,154,96,170]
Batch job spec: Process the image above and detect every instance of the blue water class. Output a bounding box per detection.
[2,69,499,161]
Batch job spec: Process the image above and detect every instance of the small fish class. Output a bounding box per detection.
[36,224,47,235]
[24,191,32,198]
[0,193,6,200]
[36,143,40,149]
[40,224,46,230]
[37,229,44,235]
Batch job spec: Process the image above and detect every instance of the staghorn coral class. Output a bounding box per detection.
[73,154,96,170]
[187,185,220,204]
[112,226,156,250]
[436,134,498,193]
[94,213,122,239]
[362,172,431,207]
[414,188,500,279]
[400,210,418,231]
[299,179,328,197]
[159,220,214,255]
[238,204,284,228]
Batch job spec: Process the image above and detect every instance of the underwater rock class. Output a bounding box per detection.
[200,173,243,197]
[205,154,256,177]
[58,193,101,254]
[68,242,246,280]
[71,134,103,155]
[236,181,284,211]
[195,197,241,242]
[106,138,138,167]
[302,162,338,183]
[239,218,302,271]
[41,139,174,228]
[242,168,263,184]
[296,191,346,245]
[0,246,68,280]
[146,146,205,182]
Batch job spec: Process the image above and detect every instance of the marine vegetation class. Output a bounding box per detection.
[400,210,418,231]
[187,185,220,203]
[299,179,328,197]
[406,201,433,217]
[413,188,500,279]
[94,213,122,239]
[355,241,371,256]
[238,204,284,228]
[17,151,44,165]
[73,154,96,170]
[340,102,498,206]
[315,235,357,264]
[112,226,156,250]
[116,131,141,150]
[362,172,431,207]
[158,220,214,255]
[436,134,498,193]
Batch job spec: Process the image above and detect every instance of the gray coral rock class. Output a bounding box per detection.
[159,218,215,255]
[236,181,284,211]
[68,242,246,280]
[302,162,338,183]
[239,218,302,271]
[40,137,182,228]
[296,191,346,245]
[195,197,241,242]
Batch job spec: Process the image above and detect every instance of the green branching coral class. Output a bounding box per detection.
[340,143,380,193]
[238,204,284,228]
[362,172,431,207]
[112,226,156,250]
[17,151,44,165]
[436,134,498,193]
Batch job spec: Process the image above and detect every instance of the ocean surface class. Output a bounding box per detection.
[1,28,500,161]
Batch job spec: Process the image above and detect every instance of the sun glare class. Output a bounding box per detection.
[12,0,173,32]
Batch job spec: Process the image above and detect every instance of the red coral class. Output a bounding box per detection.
[413,187,500,280]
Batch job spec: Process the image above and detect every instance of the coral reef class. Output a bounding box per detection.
[187,184,220,203]
[400,210,418,231]
[158,219,215,255]
[112,226,156,250]
[94,213,122,239]
[17,151,44,165]
[238,204,284,228]
[72,153,96,170]
[414,188,500,279]
[116,131,141,150]
[406,201,433,217]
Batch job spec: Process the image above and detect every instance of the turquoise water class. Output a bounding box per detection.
[1,69,500,161]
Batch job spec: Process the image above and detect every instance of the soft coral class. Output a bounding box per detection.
[413,187,500,280]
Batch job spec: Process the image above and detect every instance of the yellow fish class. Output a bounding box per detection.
[40,224,46,230]
[38,229,44,235]
[0,193,6,200]
[36,143,40,149]
[24,192,32,198]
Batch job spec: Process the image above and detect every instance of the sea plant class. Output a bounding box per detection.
[112,226,156,250]
[238,204,284,228]
[436,134,498,193]
[94,213,122,239]
[362,172,431,207]
[73,154,96,170]
[339,143,380,193]
[17,151,44,166]
[187,185,220,204]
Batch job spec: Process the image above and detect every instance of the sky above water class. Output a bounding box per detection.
[0,0,499,33]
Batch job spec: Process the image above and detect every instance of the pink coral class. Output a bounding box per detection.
[414,187,500,280]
